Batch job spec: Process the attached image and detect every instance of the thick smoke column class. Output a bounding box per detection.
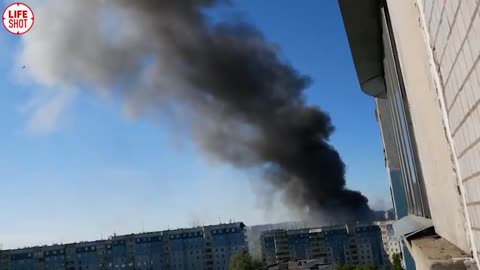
[20,0,373,222]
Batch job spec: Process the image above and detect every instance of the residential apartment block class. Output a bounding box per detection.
[339,0,480,268]
[260,224,389,268]
[0,223,247,270]
[374,221,401,264]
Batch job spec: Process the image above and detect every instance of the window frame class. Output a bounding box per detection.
[380,2,431,218]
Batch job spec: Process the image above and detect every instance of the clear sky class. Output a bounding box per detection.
[0,0,390,249]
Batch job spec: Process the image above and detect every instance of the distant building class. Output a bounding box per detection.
[374,221,401,264]
[0,222,247,270]
[319,226,347,266]
[347,224,385,266]
[247,222,307,259]
[260,224,388,268]
[261,230,293,265]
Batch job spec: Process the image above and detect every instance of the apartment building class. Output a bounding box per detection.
[347,225,384,266]
[260,224,387,268]
[374,221,401,265]
[261,230,291,265]
[0,223,247,270]
[339,0,480,268]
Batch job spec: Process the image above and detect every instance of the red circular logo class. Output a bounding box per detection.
[2,2,34,35]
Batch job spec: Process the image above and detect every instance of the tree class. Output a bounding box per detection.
[391,253,403,270]
[229,252,263,270]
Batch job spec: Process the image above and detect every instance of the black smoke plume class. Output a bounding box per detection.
[20,0,373,222]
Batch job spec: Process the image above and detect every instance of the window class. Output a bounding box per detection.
[380,4,430,218]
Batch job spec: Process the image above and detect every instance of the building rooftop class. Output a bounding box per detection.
[0,222,246,253]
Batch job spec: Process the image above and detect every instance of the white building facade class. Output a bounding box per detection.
[339,0,480,269]
[374,221,401,265]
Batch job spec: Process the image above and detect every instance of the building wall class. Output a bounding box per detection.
[418,0,480,260]
[261,233,277,266]
[389,170,408,219]
[323,227,348,265]
[261,228,342,266]
[350,225,385,266]
[260,224,388,268]
[375,99,414,270]
[385,0,471,253]
[402,246,416,270]
[375,99,409,219]
[0,223,247,270]
[374,221,401,265]
[167,229,204,270]
[206,225,246,270]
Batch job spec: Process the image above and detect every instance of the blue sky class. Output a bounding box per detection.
[0,0,390,248]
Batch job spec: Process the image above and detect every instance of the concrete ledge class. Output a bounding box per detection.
[410,236,476,270]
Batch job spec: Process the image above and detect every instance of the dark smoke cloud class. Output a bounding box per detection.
[20,0,373,222]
